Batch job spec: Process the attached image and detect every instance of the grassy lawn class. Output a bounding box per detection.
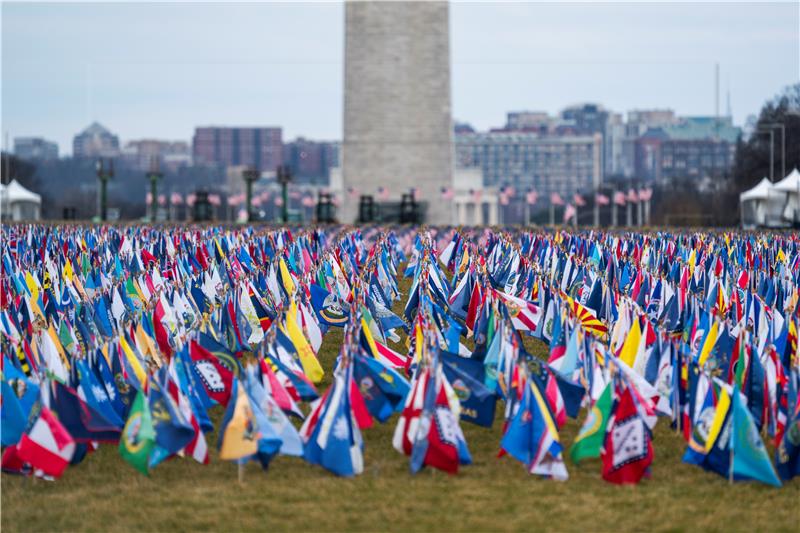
[2,270,797,532]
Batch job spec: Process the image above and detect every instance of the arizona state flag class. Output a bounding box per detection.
[602,387,653,484]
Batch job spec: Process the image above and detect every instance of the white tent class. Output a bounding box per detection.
[1,179,42,221]
[739,177,786,228]
[773,168,800,223]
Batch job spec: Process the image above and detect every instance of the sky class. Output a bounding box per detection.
[2,1,798,155]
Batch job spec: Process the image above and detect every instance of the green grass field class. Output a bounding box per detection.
[2,272,798,532]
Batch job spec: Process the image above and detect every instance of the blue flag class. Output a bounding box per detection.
[731,386,782,487]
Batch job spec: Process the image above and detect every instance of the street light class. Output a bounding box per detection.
[96,158,114,222]
[276,164,293,224]
[755,128,776,182]
[242,167,260,223]
[146,156,163,222]
[762,122,786,180]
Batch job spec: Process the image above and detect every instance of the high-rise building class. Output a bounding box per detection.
[192,127,283,172]
[72,122,120,158]
[13,137,58,161]
[455,131,603,200]
[283,138,338,184]
[634,116,740,182]
[342,1,454,224]
[506,111,551,133]
[122,140,191,171]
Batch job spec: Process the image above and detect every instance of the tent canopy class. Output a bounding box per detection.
[739,177,778,201]
[773,168,800,193]
[1,179,41,204]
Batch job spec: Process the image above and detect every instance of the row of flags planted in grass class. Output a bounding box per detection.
[0,224,798,487]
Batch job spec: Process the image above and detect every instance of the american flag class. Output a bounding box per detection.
[595,193,610,206]
[227,194,241,207]
[613,191,627,205]
[186,193,196,206]
[470,189,482,202]
[170,193,183,205]
[274,197,284,207]
[505,185,516,198]
[440,186,455,200]
[573,193,586,207]
[347,186,359,199]
[208,194,221,206]
[639,187,653,201]
[499,193,509,206]
[410,187,419,200]
[563,204,576,223]
[251,196,262,207]
[550,192,564,206]
[377,186,390,201]
[146,192,153,204]
[526,190,538,205]
[158,194,166,206]
[627,188,639,202]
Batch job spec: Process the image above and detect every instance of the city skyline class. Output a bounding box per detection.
[3,1,799,154]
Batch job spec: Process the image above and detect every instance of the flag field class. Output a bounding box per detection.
[2,269,797,532]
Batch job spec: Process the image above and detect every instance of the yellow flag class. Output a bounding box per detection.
[698,320,719,367]
[361,317,379,358]
[284,300,323,383]
[135,323,162,368]
[219,382,259,460]
[63,258,74,282]
[619,316,642,368]
[414,321,424,363]
[25,271,39,301]
[704,387,730,452]
[279,258,296,296]
[119,335,148,386]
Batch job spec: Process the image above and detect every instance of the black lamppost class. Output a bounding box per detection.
[276,164,293,224]
[242,167,260,223]
[96,158,114,221]
[146,156,162,222]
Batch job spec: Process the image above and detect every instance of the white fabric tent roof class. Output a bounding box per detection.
[773,168,800,193]
[0,179,41,204]
[739,177,776,201]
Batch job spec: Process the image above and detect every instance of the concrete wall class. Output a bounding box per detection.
[342,1,454,224]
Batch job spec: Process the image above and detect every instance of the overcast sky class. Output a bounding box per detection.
[2,1,798,154]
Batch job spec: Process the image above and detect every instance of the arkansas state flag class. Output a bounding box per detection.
[602,387,653,484]
[189,340,234,407]
[16,407,76,478]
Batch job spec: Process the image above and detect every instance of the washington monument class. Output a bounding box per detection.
[342,1,454,224]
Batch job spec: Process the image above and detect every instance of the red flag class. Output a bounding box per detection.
[602,387,653,484]
[423,379,460,474]
[152,300,173,360]
[16,407,76,478]
[349,377,374,430]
